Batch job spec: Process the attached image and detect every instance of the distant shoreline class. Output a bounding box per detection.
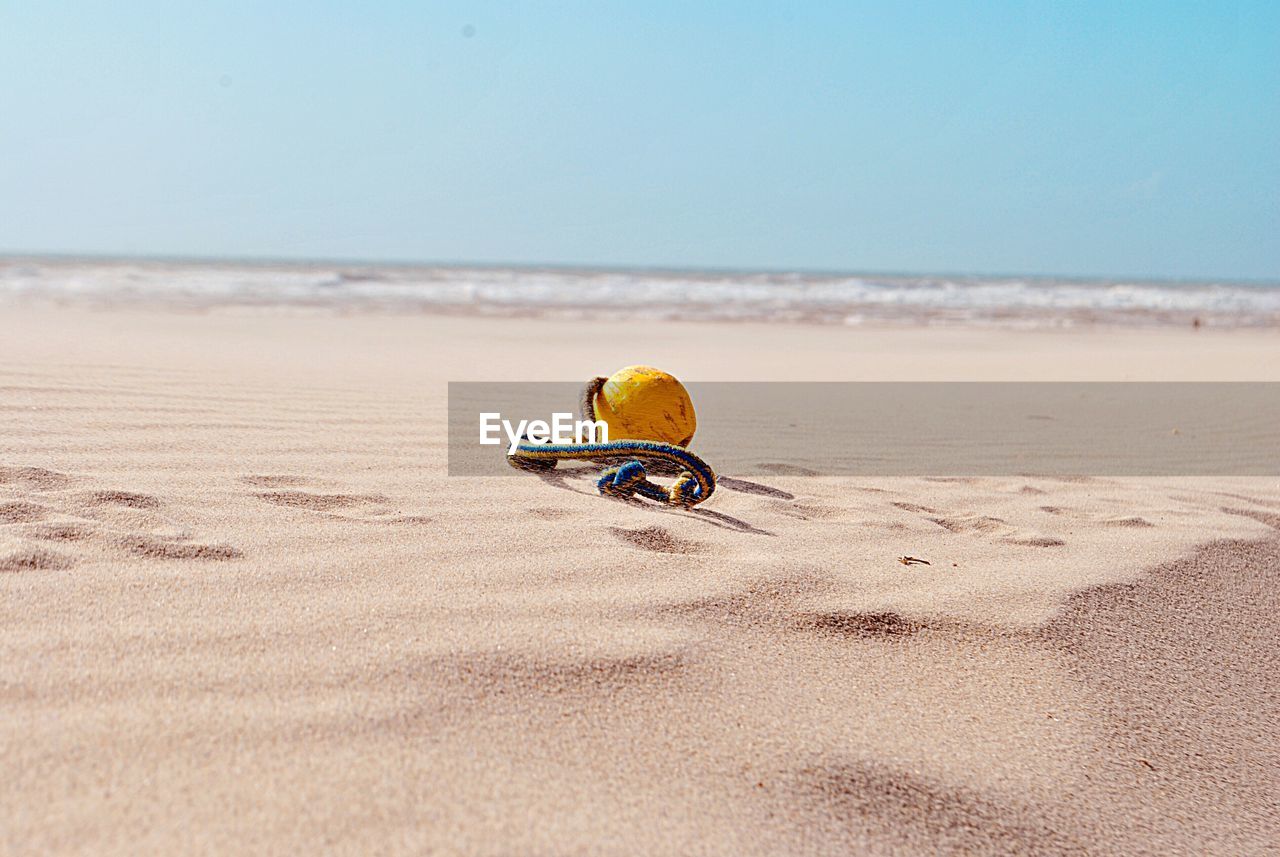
[3,252,1278,289]
[4,257,1278,330]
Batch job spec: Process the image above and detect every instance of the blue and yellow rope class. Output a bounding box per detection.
[506,377,717,508]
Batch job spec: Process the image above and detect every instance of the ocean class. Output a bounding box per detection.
[4,257,1278,328]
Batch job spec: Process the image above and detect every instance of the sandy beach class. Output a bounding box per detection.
[3,302,1279,855]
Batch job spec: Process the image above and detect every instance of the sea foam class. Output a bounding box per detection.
[3,258,1277,328]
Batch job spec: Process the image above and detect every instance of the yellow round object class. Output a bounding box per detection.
[593,365,697,447]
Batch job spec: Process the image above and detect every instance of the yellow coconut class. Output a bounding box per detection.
[592,365,696,447]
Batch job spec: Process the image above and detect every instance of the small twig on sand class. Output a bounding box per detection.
[898,556,931,566]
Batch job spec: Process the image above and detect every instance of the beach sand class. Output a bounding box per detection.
[2,304,1278,854]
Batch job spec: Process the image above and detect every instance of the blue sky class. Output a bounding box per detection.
[1,1,1276,279]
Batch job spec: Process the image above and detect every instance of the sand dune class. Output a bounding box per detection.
[2,305,1278,854]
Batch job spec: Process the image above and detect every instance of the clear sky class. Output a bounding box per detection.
[1,1,1277,279]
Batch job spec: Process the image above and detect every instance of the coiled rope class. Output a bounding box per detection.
[506,377,717,508]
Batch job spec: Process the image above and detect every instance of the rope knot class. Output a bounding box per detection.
[597,461,648,498]
[667,471,703,508]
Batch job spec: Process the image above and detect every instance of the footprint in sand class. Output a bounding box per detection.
[929,514,1012,535]
[891,501,941,515]
[1004,535,1067,548]
[784,762,1079,856]
[1039,506,1155,528]
[528,506,576,521]
[770,500,841,521]
[23,522,97,543]
[0,464,243,569]
[0,501,50,523]
[607,525,704,554]
[81,489,241,562]
[0,548,73,573]
[67,490,188,540]
[255,490,390,511]
[0,465,76,491]
[930,515,1067,548]
[83,490,162,509]
[799,610,931,640]
[243,475,431,525]
[659,576,936,642]
[239,474,321,489]
[889,502,1067,548]
[111,534,242,561]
